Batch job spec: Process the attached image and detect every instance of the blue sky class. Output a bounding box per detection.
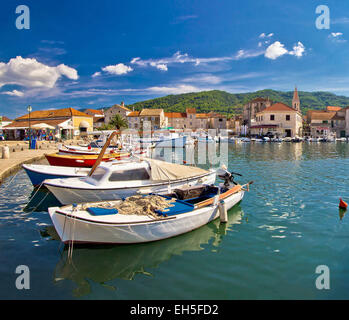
[1,0,349,118]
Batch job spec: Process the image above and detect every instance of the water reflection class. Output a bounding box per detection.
[230,142,349,162]
[50,206,243,297]
[23,187,61,213]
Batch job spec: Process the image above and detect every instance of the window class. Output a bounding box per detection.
[270,115,275,121]
[109,168,150,181]
[286,115,290,121]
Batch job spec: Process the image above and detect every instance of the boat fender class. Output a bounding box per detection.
[339,198,348,210]
[219,200,228,223]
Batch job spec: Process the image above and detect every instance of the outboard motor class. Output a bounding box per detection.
[217,165,242,188]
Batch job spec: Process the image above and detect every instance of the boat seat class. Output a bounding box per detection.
[155,197,194,217]
[87,207,119,216]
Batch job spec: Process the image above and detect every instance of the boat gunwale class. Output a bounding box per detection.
[43,170,216,190]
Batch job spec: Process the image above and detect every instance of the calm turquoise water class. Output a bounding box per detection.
[1,142,349,299]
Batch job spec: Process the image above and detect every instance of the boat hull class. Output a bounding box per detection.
[45,171,216,205]
[22,164,89,187]
[45,153,129,167]
[48,189,244,244]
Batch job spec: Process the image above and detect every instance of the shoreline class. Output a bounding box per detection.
[0,149,57,186]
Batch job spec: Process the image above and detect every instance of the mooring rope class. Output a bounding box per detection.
[0,170,20,191]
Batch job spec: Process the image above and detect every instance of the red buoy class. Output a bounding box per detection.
[339,198,348,209]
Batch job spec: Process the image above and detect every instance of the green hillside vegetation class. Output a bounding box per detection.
[127,89,349,116]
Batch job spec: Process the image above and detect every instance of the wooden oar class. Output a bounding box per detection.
[88,130,118,176]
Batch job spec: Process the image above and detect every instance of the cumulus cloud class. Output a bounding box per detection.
[0,56,78,90]
[92,63,133,77]
[102,63,133,75]
[265,41,305,59]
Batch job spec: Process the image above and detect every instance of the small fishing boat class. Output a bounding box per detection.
[23,158,132,187]
[48,170,252,244]
[23,164,90,187]
[45,151,130,167]
[44,158,217,204]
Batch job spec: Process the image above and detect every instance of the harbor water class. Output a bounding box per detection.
[1,142,349,299]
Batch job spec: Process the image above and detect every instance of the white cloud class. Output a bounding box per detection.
[328,32,346,43]
[1,89,24,97]
[145,84,200,95]
[265,41,289,59]
[259,33,273,38]
[289,42,305,57]
[0,56,78,89]
[234,49,264,60]
[331,32,343,37]
[130,51,232,71]
[150,62,168,71]
[265,41,305,59]
[102,63,133,75]
[92,71,101,78]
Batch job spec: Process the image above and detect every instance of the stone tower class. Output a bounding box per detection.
[292,86,300,112]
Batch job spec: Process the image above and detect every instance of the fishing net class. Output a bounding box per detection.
[86,195,176,218]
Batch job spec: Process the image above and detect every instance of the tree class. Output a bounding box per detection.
[98,114,128,131]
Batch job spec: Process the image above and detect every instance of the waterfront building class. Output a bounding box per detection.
[127,108,228,131]
[165,112,187,129]
[196,113,210,129]
[4,107,93,140]
[242,97,272,128]
[227,115,242,135]
[83,108,105,129]
[139,109,167,130]
[104,102,131,124]
[0,116,12,129]
[127,111,141,130]
[306,107,346,138]
[251,102,303,137]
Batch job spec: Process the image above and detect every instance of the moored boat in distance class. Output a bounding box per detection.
[45,151,130,168]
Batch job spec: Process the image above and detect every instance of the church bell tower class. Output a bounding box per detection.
[292,86,300,112]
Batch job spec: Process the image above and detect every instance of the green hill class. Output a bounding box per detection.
[127,89,349,116]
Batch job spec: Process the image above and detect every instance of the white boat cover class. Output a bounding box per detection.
[142,158,210,181]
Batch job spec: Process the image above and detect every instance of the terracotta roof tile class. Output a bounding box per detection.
[326,106,342,111]
[140,109,163,116]
[127,111,140,117]
[165,112,186,118]
[4,119,68,128]
[15,107,92,120]
[260,102,297,113]
[84,108,104,115]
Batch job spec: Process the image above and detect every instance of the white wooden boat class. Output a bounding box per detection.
[48,174,252,244]
[44,158,217,204]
